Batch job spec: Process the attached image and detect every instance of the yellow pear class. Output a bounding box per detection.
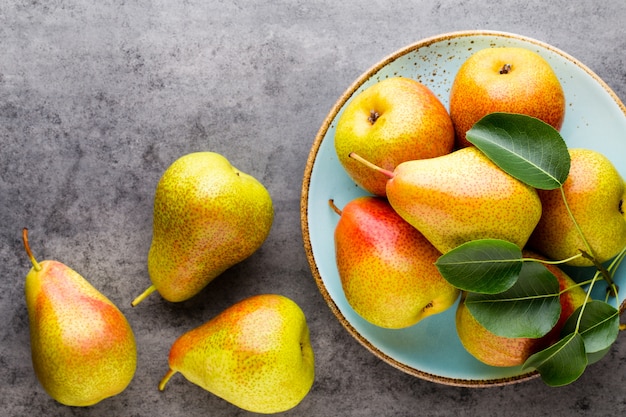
[456,252,587,367]
[450,47,565,148]
[529,148,626,266]
[159,294,315,414]
[350,147,542,254]
[330,197,459,328]
[22,229,137,406]
[132,152,274,305]
[334,76,454,196]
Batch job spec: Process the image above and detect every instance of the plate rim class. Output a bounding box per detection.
[300,29,626,387]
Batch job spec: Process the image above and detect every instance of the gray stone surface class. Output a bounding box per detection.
[1,1,625,416]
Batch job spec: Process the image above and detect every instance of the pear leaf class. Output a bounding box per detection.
[435,239,523,294]
[561,300,620,354]
[586,346,611,365]
[465,262,561,338]
[523,332,587,387]
[466,112,570,190]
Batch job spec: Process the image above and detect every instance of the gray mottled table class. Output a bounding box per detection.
[2,1,625,416]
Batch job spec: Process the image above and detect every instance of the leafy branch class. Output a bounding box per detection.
[435,112,625,386]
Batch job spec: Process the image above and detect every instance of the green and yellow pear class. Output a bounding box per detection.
[22,229,137,406]
[335,76,455,196]
[330,197,459,328]
[159,294,314,414]
[456,251,586,367]
[350,147,542,254]
[132,152,274,305]
[529,148,626,266]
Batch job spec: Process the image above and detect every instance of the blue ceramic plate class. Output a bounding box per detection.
[301,30,626,386]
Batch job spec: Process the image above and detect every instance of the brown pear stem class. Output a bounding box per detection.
[22,228,42,272]
[158,369,177,391]
[368,110,380,124]
[131,285,157,307]
[328,199,342,216]
[348,153,394,178]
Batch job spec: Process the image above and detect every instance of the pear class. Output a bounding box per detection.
[159,294,315,414]
[132,152,274,305]
[22,229,137,406]
[350,147,542,254]
[529,148,626,266]
[334,76,455,196]
[450,47,565,148]
[455,251,587,367]
[329,197,459,328]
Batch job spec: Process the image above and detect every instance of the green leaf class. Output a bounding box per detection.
[586,346,611,365]
[523,332,587,387]
[465,262,561,338]
[466,112,571,190]
[435,239,522,294]
[561,300,620,354]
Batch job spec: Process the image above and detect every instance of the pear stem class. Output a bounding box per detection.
[328,199,342,216]
[348,153,394,178]
[22,228,42,272]
[158,369,177,391]
[131,285,157,307]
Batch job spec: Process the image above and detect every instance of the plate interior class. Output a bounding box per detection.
[302,31,626,386]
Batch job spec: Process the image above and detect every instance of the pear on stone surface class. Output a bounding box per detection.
[329,197,459,328]
[22,229,137,407]
[455,252,587,367]
[132,152,274,305]
[351,147,542,254]
[159,294,315,414]
[334,76,455,197]
[529,148,626,267]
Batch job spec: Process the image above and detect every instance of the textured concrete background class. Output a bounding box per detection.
[1,1,625,416]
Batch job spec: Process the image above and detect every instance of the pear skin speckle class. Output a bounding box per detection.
[450,47,566,148]
[162,294,314,414]
[146,152,274,302]
[25,260,137,406]
[386,147,542,254]
[335,76,455,197]
[529,148,626,266]
[333,196,459,328]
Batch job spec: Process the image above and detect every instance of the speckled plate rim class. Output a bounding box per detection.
[300,30,626,387]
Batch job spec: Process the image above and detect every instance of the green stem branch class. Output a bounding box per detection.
[559,186,617,296]
[574,270,602,334]
[523,253,583,265]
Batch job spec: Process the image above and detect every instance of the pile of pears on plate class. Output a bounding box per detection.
[22,152,314,413]
[332,47,625,376]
